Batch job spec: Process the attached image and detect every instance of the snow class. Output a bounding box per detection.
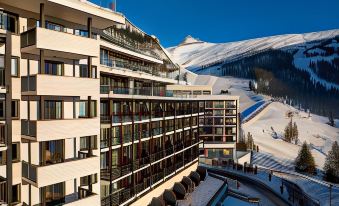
[293,48,339,90]
[167,29,339,69]
[243,102,339,169]
[177,175,224,206]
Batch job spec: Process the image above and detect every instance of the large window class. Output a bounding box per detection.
[0,12,18,33]
[44,182,64,205]
[41,140,64,165]
[44,61,63,76]
[79,100,97,118]
[44,101,62,119]
[80,136,97,151]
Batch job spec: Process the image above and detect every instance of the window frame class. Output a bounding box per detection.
[11,56,20,77]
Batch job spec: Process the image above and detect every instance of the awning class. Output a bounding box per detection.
[189,171,201,186]
[163,189,177,206]
[197,166,207,181]
[181,176,194,193]
[173,182,186,200]
[148,197,165,206]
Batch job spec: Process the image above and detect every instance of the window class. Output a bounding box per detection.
[45,21,65,32]
[0,100,4,119]
[0,150,6,165]
[0,12,18,33]
[80,174,97,186]
[44,182,64,205]
[79,100,97,118]
[80,136,97,151]
[74,29,88,37]
[44,101,62,119]
[11,57,19,77]
[41,140,64,165]
[215,127,223,135]
[12,143,20,162]
[44,61,63,76]
[12,184,20,203]
[11,100,19,118]
[80,65,97,78]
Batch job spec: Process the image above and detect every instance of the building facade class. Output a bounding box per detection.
[0,1,239,206]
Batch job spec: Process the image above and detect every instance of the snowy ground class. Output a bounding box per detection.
[192,75,265,112]
[243,102,339,169]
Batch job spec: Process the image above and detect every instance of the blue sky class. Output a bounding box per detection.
[91,0,339,47]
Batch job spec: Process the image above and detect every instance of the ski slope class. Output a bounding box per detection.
[168,30,339,69]
[243,102,339,169]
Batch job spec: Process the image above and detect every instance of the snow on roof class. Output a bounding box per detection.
[177,175,224,206]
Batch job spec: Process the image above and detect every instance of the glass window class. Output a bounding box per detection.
[80,136,97,151]
[0,12,17,33]
[42,140,64,165]
[44,61,63,76]
[12,143,20,162]
[0,100,4,119]
[45,182,64,205]
[11,57,19,77]
[11,100,19,118]
[79,100,97,118]
[45,21,65,32]
[44,101,62,120]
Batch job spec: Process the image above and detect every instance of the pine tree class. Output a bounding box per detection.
[295,142,316,174]
[293,122,299,144]
[284,119,293,142]
[328,111,335,127]
[324,141,339,183]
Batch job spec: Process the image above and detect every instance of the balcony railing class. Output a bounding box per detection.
[134,177,150,194]
[22,161,37,182]
[151,172,164,184]
[101,167,121,181]
[100,85,171,97]
[101,33,161,60]
[100,137,120,148]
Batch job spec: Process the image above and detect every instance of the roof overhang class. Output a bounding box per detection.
[0,0,125,29]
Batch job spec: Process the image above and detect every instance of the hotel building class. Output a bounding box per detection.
[0,0,239,206]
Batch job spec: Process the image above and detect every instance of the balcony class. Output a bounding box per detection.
[21,75,99,97]
[100,164,132,181]
[21,118,99,141]
[134,178,151,194]
[100,85,172,97]
[22,156,99,188]
[21,27,99,59]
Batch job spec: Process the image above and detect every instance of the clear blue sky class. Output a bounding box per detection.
[90,0,339,47]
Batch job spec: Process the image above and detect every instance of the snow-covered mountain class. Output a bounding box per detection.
[168,30,339,118]
[168,29,339,70]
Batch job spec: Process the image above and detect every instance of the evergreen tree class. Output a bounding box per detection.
[328,111,335,127]
[295,142,316,174]
[284,119,293,142]
[324,141,339,183]
[183,72,188,85]
[293,122,299,144]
